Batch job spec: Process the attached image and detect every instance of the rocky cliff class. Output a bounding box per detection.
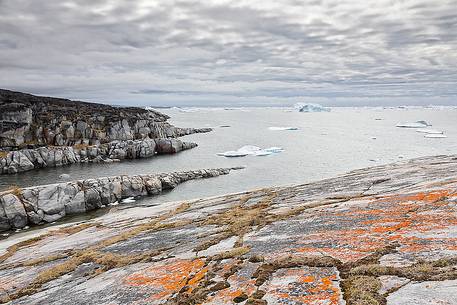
[0,89,211,174]
[0,89,210,148]
[0,155,456,304]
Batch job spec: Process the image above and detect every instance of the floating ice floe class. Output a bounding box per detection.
[295,103,331,113]
[396,120,431,128]
[59,174,71,180]
[424,134,447,138]
[268,126,299,131]
[217,145,284,158]
[216,151,248,157]
[415,129,443,134]
[121,197,136,204]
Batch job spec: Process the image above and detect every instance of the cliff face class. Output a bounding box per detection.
[0,89,209,148]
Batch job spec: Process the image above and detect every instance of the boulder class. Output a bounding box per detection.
[1,193,27,228]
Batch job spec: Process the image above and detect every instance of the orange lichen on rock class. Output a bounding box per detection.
[124,258,205,301]
[262,267,341,305]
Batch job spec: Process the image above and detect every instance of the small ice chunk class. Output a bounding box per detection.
[254,151,273,156]
[109,201,119,206]
[264,147,284,153]
[295,103,331,112]
[59,174,71,180]
[268,126,299,131]
[121,197,136,204]
[217,145,283,158]
[424,134,447,138]
[396,121,431,128]
[217,151,248,157]
[237,145,262,155]
[416,129,443,134]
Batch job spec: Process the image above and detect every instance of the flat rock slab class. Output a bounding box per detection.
[387,280,457,305]
[2,155,457,304]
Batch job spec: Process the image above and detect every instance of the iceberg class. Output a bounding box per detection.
[295,103,331,113]
[424,134,447,138]
[263,147,284,153]
[216,151,248,157]
[237,145,262,155]
[416,129,443,134]
[217,145,284,158]
[254,151,273,156]
[396,121,431,128]
[268,126,299,131]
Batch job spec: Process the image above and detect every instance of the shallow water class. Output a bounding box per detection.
[1,107,457,206]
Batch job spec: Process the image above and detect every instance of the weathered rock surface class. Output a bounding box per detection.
[0,89,210,148]
[1,155,457,304]
[0,167,239,231]
[0,138,197,174]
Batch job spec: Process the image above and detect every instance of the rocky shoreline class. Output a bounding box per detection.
[0,138,197,174]
[0,167,241,232]
[1,155,457,304]
[0,89,211,174]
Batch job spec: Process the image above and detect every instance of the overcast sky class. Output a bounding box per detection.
[1,0,456,106]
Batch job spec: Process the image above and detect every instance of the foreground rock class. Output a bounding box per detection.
[0,167,240,231]
[0,138,196,174]
[1,155,457,304]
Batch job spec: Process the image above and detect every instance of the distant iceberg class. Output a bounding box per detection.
[217,145,284,158]
[396,121,431,128]
[424,134,447,138]
[416,129,443,134]
[268,126,299,131]
[295,103,331,112]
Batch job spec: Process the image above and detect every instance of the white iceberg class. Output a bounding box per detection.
[217,145,284,158]
[121,197,136,204]
[268,126,299,131]
[424,134,447,138]
[263,147,284,153]
[415,129,443,134]
[396,121,431,128]
[295,103,331,113]
[216,151,248,157]
[254,151,273,156]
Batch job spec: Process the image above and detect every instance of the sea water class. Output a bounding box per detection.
[1,106,457,206]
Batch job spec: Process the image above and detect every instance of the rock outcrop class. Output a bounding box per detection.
[0,138,197,174]
[0,167,240,231]
[0,89,211,174]
[0,89,210,148]
[1,155,457,304]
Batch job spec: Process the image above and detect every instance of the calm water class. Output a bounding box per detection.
[2,107,457,205]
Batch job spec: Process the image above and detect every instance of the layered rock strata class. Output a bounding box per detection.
[0,138,196,174]
[0,167,239,231]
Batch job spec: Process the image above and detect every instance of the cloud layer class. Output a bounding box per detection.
[1,0,456,106]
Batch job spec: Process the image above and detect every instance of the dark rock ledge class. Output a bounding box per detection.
[0,167,241,232]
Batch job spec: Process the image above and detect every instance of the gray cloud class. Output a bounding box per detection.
[0,0,456,106]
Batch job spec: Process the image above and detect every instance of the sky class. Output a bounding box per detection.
[1,0,456,107]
